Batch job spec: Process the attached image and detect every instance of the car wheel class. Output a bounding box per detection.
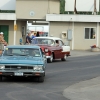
[47,53,53,63]
[61,54,67,61]
[38,76,44,82]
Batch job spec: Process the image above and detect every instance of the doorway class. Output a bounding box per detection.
[0,25,9,43]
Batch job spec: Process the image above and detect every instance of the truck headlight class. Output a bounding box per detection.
[0,65,5,69]
[34,66,43,71]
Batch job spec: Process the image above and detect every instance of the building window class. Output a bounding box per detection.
[85,28,96,39]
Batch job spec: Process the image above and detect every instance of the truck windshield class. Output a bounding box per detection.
[3,48,41,57]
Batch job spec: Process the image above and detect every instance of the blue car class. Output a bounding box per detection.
[0,45,47,82]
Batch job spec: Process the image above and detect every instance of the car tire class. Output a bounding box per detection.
[47,53,53,63]
[61,54,67,61]
[38,76,44,82]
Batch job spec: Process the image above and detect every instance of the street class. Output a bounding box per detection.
[0,54,100,100]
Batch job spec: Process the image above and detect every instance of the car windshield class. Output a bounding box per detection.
[31,38,54,46]
[3,48,41,57]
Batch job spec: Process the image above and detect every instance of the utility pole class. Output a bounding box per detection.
[74,0,77,14]
[94,0,97,15]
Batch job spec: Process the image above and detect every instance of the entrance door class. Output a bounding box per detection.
[0,25,9,43]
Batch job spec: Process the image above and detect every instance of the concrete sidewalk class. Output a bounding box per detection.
[63,76,100,100]
[70,50,100,57]
[63,50,100,100]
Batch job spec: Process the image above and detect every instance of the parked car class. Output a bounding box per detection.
[0,45,46,82]
[31,37,70,63]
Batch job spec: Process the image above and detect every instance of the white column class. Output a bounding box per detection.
[97,22,99,47]
[48,22,50,36]
[14,20,16,45]
[72,22,74,50]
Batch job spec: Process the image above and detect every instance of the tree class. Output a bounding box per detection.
[60,0,65,14]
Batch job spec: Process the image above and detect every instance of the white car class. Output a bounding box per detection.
[31,37,70,63]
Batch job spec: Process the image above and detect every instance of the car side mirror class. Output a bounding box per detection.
[42,52,46,58]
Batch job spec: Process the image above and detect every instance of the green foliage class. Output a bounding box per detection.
[60,0,65,14]
[0,10,15,13]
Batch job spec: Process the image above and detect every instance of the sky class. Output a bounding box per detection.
[0,0,15,10]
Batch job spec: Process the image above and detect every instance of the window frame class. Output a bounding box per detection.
[84,27,96,40]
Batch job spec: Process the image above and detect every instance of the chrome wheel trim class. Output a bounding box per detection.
[50,54,53,62]
[64,54,67,60]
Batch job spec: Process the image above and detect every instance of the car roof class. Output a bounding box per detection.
[34,37,62,40]
[6,45,40,49]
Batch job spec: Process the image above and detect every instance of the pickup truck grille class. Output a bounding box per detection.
[5,66,33,70]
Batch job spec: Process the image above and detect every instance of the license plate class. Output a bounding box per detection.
[14,72,23,76]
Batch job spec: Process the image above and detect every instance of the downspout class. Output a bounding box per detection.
[72,22,74,50]
[97,22,99,47]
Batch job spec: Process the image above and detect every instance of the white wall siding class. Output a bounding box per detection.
[0,13,16,20]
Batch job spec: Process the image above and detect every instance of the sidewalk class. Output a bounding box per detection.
[63,50,100,100]
[70,50,100,57]
[63,76,100,100]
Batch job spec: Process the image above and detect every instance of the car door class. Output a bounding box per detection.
[57,40,64,58]
[53,40,63,59]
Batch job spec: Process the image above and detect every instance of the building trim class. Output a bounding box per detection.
[46,14,100,22]
[97,22,99,47]
[0,13,16,20]
[72,22,74,50]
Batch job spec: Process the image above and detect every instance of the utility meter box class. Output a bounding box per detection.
[67,29,72,41]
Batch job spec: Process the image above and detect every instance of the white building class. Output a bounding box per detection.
[0,0,100,50]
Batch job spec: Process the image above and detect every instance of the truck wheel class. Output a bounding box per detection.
[38,76,44,82]
[61,54,67,61]
[47,54,53,63]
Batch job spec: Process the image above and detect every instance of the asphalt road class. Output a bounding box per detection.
[0,54,100,100]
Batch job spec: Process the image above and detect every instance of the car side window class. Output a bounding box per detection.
[59,40,64,46]
[55,40,59,46]
[55,40,64,46]
[40,48,43,56]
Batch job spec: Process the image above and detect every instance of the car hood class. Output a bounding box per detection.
[0,56,44,65]
[37,45,52,51]
[32,44,51,48]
